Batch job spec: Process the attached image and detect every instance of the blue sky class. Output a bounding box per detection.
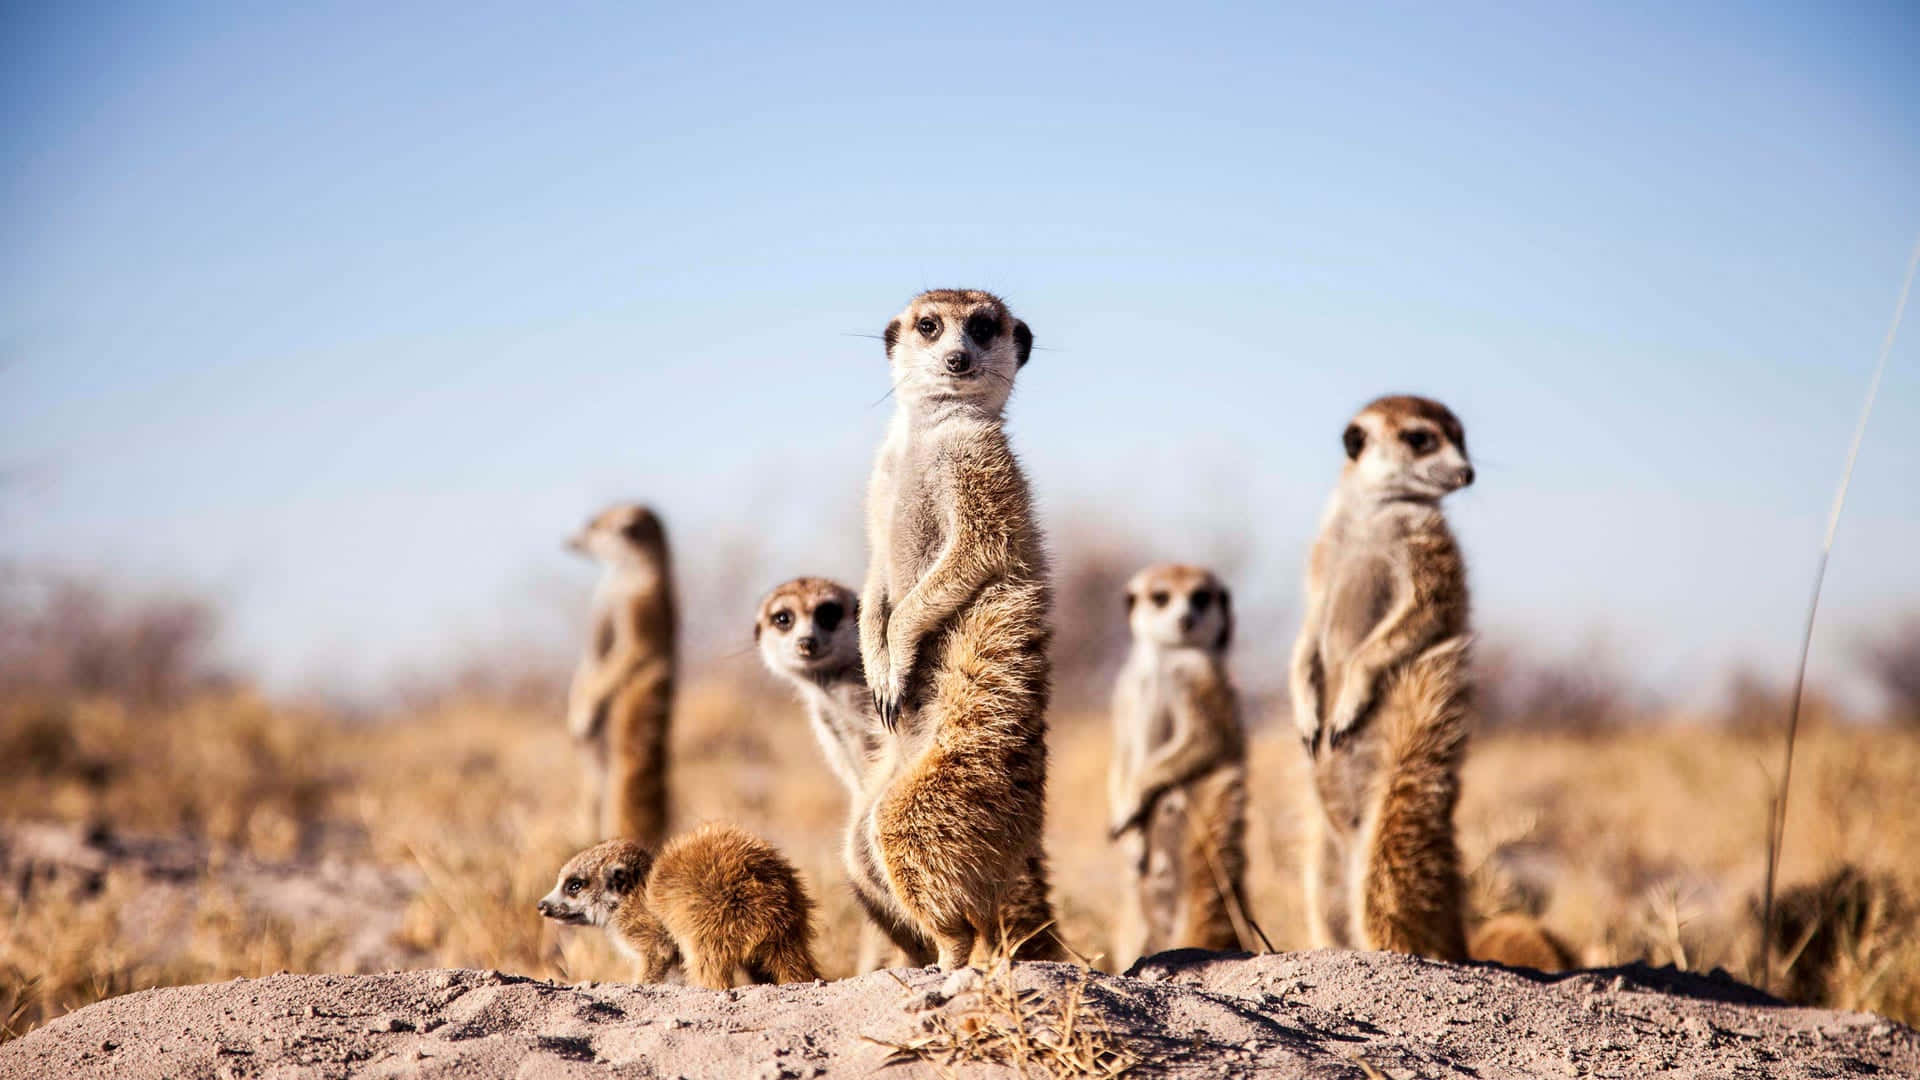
[3,3,1917,704]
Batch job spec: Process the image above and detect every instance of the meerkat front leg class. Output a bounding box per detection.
[1288,618,1325,752]
[1110,693,1230,838]
[566,653,606,740]
[873,524,990,728]
[1325,582,1445,749]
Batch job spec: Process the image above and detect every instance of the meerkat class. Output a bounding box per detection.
[755,576,1062,970]
[854,289,1060,971]
[1288,394,1476,962]
[567,502,676,848]
[1107,564,1252,965]
[1467,913,1574,972]
[537,823,821,989]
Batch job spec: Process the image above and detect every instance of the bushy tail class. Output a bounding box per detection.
[1469,913,1575,972]
[1360,635,1472,961]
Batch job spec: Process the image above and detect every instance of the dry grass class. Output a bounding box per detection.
[4,681,1920,1043]
[869,959,1138,1079]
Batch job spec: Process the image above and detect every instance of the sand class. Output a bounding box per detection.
[6,948,1917,1079]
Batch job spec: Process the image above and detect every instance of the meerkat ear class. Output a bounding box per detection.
[1216,588,1233,651]
[753,621,762,642]
[1012,320,1033,367]
[883,318,901,356]
[1343,423,1366,461]
[608,864,635,895]
[623,509,660,545]
[1123,590,1136,613]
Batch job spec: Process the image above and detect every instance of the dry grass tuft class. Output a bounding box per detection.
[869,958,1138,1079]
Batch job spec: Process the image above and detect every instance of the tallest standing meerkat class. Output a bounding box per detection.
[857,289,1058,970]
[1289,395,1475,961]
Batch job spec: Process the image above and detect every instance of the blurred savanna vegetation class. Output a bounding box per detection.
[2,550,1918,1043]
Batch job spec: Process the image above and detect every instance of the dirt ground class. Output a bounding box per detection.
[4,949,1916,1079]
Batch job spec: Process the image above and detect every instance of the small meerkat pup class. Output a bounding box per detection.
[567,503,676,848]
[856,289,1059,971]
[1289,395,1476,962]
[755,576,1063,970]
[537,823,821,989]
[1107,564,1251,965]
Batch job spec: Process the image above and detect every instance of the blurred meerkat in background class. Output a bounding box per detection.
[537,823,820,989]
[1108,563,1251,966]
[755,575,1060,971]
[567,502,676,847]
[1289,395,1475,961]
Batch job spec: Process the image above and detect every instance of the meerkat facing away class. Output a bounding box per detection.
[1288,395,1476,962]
[537,823,821,989]
[567,503,676,847]
[1107,564,1251,966]
[856,289,1059,971]
[755,576,1063,970]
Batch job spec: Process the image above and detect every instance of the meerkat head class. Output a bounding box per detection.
[568,502,667,567]
[1340,395,1474,501]
[755,577,861,680]
[1124,563,1233,652]
[536,840,653,928]
[882,289,1032,414]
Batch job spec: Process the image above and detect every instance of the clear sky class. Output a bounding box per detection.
[3,3,1916,705]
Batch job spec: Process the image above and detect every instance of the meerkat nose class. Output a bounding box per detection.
[536,899,555,917]
[943,351,971,374]
[1457,465,1476,487]
[795,636,818,658]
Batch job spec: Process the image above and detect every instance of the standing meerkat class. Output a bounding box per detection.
[855,289,1059,971]
[755,576,1062,970]
[1107,564,1252,965]
[567,503,676,847]
[537,823,821,989]
[1289,394,1476,962]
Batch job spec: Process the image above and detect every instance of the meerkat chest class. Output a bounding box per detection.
[885,449,955,587]
[1318,540,1400,665]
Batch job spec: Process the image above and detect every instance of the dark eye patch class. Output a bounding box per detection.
[1190,589,1213,613]
[813,601,844,633]
[1400,429,1438,455]
[1343,424,1366,460]
[964,311,1002,348]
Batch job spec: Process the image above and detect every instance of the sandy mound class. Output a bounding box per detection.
[5,950,1915,1078]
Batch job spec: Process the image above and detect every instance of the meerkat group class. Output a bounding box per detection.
[541,290,1568,987]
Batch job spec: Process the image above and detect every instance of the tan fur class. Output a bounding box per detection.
[567,503,675,847]
[537,825,820,989]
[755,576,1060,970]
[1291,396,1476,962]
[1108,564,1250,963]
[856,289,1059,970]
[1468,913,1574,972]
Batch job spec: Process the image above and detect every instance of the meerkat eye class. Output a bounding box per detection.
[1401,429,1437,455]
[964,312,1001,347]
[564,877,585,896]
[813,601,844,632]
[1190,590,1213,613]
[770,610,793,631]
[915,316,940,338]
[1150,590,1171,609]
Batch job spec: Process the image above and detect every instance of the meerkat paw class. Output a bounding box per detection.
[1325,688,1371,750]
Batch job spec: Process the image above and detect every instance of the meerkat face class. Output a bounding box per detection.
[568,503,666,565]
[882,289,1033,413]
[1341,395,1474,500]
[536,840,652,928]
[1124,564,1233,651]
[755,577,860,679]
